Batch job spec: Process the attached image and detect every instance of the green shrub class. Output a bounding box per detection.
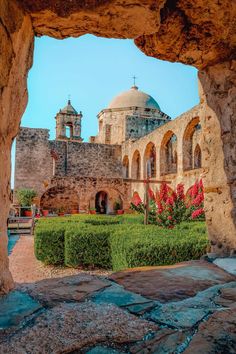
[16,188,37,210]
[83,218,120,226]
[110,224,209,271]
[65,225,112,269]
[34,225,65,265]
[34,215,209,271]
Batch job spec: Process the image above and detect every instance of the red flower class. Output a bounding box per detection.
[148,188,155,200]
[191,208,204,219]
[192,193,204,206]
[177,183,185,200]
[168,215,172,220]
[132,192,142,206]
[191,180,199,198]
[166,197,174,206]
[160,183,169,202]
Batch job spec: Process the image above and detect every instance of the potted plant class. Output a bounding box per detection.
[57,207,65,216]
[113,200,124,215]
[16,189,37,217]
[42,209,49,217]
[89,208,96,215]
[71,208,79,214]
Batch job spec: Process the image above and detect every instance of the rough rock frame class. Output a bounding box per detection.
[0,0,235,293]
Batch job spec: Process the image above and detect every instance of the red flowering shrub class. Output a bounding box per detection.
[130,179,205,228]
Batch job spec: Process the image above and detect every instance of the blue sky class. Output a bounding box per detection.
[12,34,199,186]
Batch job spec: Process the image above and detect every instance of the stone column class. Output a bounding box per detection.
[199,60,236,255]
[0,1,34,294]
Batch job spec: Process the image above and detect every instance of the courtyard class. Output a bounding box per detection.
[1,216,236,353]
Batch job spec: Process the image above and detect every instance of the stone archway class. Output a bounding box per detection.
[95,191,108,214]
[183,117,201,171]
[194,144,202,169]
[1,0,236,293]
[131,150,141,179]
[122,155,129,178]
[89,188,123,214]
[143,142,156,178]
[40,186,79,213]
[160,131,178,176]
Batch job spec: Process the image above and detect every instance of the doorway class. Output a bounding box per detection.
[95,191,108,214]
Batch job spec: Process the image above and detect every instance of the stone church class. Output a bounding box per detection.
[14,85,202,214]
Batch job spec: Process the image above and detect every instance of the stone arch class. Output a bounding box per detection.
[131,150,141,179]
[40,186,79,213]
[95,190,108,214]
[143,142,156,178]
[194,144,202,169]
[122,155,129,178]
[160,131,178,175]
[89,188,123,214]
[183,117,202,171]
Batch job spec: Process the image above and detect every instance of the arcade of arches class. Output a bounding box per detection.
[0,0,236,293]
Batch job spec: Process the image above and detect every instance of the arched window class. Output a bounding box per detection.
[194,144,202,169]
[50,150,58,177]
[131,150,141,179]
[65,122,73,138]
[183,118,202,170]
[160,131,178,175]
[122,155,129,178]
[143,142,156,178]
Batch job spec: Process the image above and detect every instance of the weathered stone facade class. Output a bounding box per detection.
[122,104,203,200]
[15,91,203,216]
[15,124,126,212]
[1,0,235,293]
[91,86,170,145]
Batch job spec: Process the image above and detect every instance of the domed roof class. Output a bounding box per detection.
[61,100,78,114]
[107,86,160,110]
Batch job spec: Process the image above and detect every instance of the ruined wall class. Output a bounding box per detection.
[41,177,131,213]
[198,63,236,255]
[50,141,122,178]
[14,128,53,199]
[0,0,34,293]
[14,128,124,206]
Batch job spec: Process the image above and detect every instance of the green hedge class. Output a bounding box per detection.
[34,225,65,265]
[110,224,209,271]
[34,215,209,270]
[65,225,112,268]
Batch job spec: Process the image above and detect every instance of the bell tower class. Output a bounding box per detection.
[55,100,83,142]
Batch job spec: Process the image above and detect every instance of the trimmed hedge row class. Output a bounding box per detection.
[34,225,65,265]
[65,226,112,268]
[34,215,209,270]
[110,224,209,271]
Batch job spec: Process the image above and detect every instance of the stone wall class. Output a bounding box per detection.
[41,177,131,213]
[14,127,53,198]
[94,107,170,145]
[15,128,124,206]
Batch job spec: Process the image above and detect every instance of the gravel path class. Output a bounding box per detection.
[9,236,110,284]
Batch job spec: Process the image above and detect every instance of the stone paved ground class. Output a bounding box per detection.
[1,236,236,353]
[9,236,110,284]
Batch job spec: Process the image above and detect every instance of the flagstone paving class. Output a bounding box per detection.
[1,235,236,353]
